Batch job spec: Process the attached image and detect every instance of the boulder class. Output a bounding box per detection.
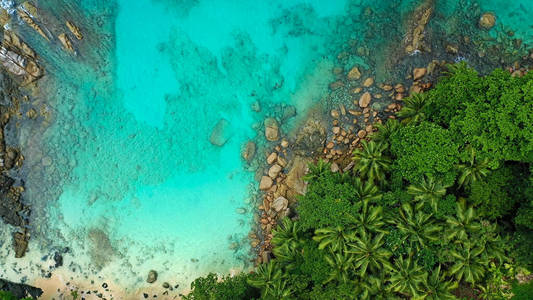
[359,92,371,108]
[66,21,83,40]
[293,118,327,156]
[241,141,256,162]
[347,66,362,80]
[272,196,288,212]
[363,77,374,87]
[413,68,427,81]
[210,119,232,146]
[259,176,273,190]
[268,164,282,178]
[479,12,496,29]
[147,270,158,283]
[266,152,277,164]
[13,232,28,258]
[285,156,311,200]
[264,118,279,141]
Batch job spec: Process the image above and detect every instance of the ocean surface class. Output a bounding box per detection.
[0,0,532,297]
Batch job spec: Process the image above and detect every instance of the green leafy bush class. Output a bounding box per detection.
[390,121,460,183]
[183,273,258,300]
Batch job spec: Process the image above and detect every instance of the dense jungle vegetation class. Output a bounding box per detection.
[183,63,533,299]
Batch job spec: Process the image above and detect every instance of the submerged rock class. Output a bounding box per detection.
[264,118,279,141]
[272,196,288,212]
[210,119,232,146]
[241,141,256,162]
[479,12,496,30]
[146,270,158,284]
[66,21,83,40]
[58,33,74,53]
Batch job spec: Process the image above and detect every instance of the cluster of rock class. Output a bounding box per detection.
[404,0,434,54]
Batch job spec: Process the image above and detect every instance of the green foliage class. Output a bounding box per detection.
[511,280,533,300]
[456,148,492,187]
[407,174,451,212]
[397,92,428,124]
[425,63,533,164]
[184,273,258,300]
[468,166,517,219]
[510,230,533,270]
[297,170,361,230]
[388,255,427,298]
[390,121,460,183]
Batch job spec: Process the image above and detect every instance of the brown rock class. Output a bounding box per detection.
[264,118,279,141]
[479,12,496,29]
[268,164,282,178]
[272,196,288,212]
[359,92,371,108]
[363,77,374,87]
[332,127,340,135]
[347,66,362,80]
[330,109,340,119]
[147,270,158,284]
[381,84,393,91]
[58,33,74,53]
[277,157,287,168]
[66,21,83,40]
[326,141,335,149]
[267,152,277,164]
[394,84,405,93]
[352,87,362,94]
[357,130,367,138]
[259,176,273,190]
[280,139,289,148]
[285,156,311,199]
[413,68,426,81]
[13,232,28,258]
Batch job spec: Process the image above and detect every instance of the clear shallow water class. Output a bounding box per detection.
[0,0,532,296]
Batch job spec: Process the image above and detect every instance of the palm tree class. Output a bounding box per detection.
[352,140,391,184]
[388,255,427,298]
[407,174,451,212]
[397,93,427,124]
[445,202,481,242]
[247,261,285,297]
[418,265,458,300]
[323,252,354,284]
[271,218,304,251]
[394,203,441,251]
[346,202,385,235]
[476,222,507,263]
[348,231,392,277]
[303,158,330,182]
[313,225,355,252]
[360,275,400,300]
[448,243,488,284]
[456,149,491,187]
[352,177,382,203]
[373,119,401,144]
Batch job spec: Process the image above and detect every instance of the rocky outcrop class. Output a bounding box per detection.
[66,20,83,40]
[404,0,434,54]
[17,4,49,41]
[58,33,74,53]
[0,31,43,83]
[0,278,43,299]
[293,118,326,156]
[479,12,496,30]
[284,155,311,200]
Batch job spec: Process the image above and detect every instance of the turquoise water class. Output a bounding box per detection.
[0,0,531,297]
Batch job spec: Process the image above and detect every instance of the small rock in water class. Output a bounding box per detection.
[162,282,170,289]
[479,12,496,30]
[209,119,232,146]
[359,92,371,108]
[347,66,362,80]
[264,118,279,141]
[146,270,158,284]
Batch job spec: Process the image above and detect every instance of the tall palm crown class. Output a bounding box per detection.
[373,119,401,144]
[407,174,451,212]
[397,92,427,124]
[247,261,285,298]
[352,177,382,203]
[348,231,392,277]
[271,217,305,251]
[448,243,488,284]
[456,149,491,187]
[446,202,481,242]
[388,255,428,298]
[352,140,391,184]
[323,252,354,284]
[313,225,355,252]
[419,265,458,300]
[394,203,441,251]
[347,202,385,235]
